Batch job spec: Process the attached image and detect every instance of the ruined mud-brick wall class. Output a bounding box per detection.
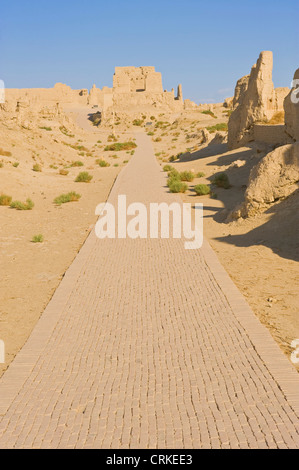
[113,66,163,94]
[253,124,287,146]
[228,51,291,149]
[5,83,89,109]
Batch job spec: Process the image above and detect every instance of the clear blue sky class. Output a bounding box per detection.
[0,0,298,103]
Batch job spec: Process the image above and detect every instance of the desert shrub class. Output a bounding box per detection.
[150,116,155,120]
[201,110,217,119]
[13,162,20,168]
[59,126,74,138]
[147,132,154,136]
[213,172,231,189]
[107,134,117,142]
[132,119,143,126]
[114,164,119,167]
[10,198,34,210]
[197,172,205,178]
[75,145,88,152]
[32,234,44,243]
[155,121,169,129]
[104,142,137,152]
[180,171,195,182]
[71,161,84,167]
[194,184,211,195]
[168,168,181,179]
[97,159,110,167]
[0,194,12,206]
[59,169,69,176]
[207,123,228,133]
[168,180,188,193]
[0,162,3,168]
[167,170,182,188]
[54,192,81,205]
[33,164,42,172]
[39,126,52,131]
[169,152,183,163]
[163,165,174,172]
[75,172,93,183]
[154,137,162,142]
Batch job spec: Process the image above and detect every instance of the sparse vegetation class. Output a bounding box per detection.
[132,119,143,126]
[169,152,183,162]
[71,161,84,167]
[207,123,228,133]
[168,180,188,193]
[54,192,81,205]
[10,198,34,210]
[75,172,93,183]
[59,126,75,138]
[163,165,174,172]
[32,164,42,172]
[104,142,137,152]
[213,172,231,189]
[197,172,205,178]
[59,169,69,176]
[39,126,52,131]
[32,234,44,243]
[201,110,217,119]
[194,184,211,195]
[0,194,12,206]
[97,159,110,167]
[13,162,20,168]
[180,171,195,182]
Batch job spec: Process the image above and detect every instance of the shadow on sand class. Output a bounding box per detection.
[173,141,299,263]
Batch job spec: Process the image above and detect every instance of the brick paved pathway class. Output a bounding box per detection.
[0,133,298,448]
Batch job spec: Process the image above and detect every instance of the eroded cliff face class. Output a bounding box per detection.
[284,68,299,142]
[228,51,277,150]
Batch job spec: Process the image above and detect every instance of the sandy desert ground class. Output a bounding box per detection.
[0,110,136,377]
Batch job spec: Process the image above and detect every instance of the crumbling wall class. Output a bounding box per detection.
[113,66,163,94]
[228,51,276,149]
[284,68,299,141]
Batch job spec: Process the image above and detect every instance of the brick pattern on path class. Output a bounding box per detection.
[0,133,298,449]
